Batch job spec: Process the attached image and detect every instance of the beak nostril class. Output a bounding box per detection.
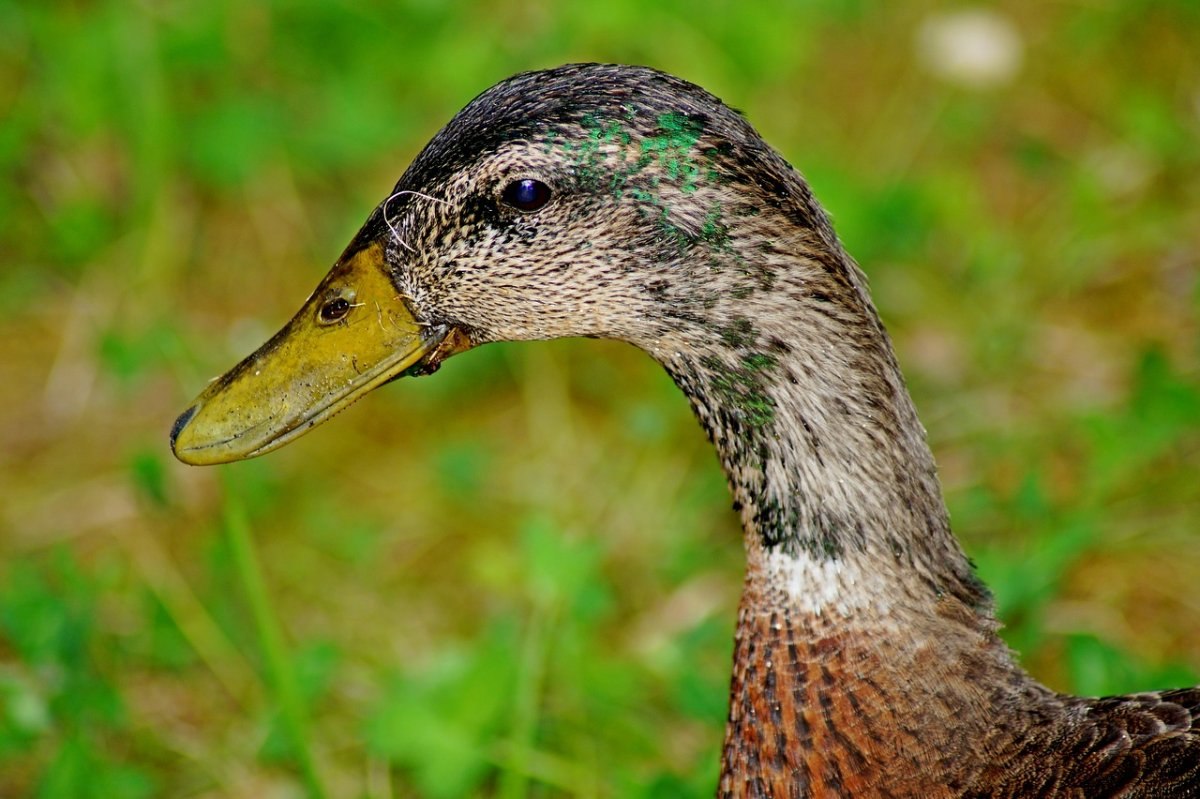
[170,404,199,450]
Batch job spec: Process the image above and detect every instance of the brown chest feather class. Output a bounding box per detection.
[718,602,1200,798]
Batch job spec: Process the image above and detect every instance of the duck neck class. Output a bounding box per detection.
[656,223,991,622]
[647,210,1040,791]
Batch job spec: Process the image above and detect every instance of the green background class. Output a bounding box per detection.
[2,1,1198,796]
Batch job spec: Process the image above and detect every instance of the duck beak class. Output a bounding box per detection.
[170,241,465,465]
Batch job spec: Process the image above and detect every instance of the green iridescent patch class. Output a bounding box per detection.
[700,354,777,429]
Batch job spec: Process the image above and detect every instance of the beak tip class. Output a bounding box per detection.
[170,403,199,459]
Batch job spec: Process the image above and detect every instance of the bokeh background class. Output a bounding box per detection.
[2,2,1199,797]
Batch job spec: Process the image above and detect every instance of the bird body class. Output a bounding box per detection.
[171,64,1200,797]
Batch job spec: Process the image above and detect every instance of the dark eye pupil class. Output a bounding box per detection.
[320,297,351,322]
[503,179,551,211]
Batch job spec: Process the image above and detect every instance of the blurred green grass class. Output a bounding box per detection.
[2,1,1199,796]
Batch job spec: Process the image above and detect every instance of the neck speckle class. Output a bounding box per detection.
[649,178,991,619]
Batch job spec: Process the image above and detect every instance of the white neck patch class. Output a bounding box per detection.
[761,548,895,619]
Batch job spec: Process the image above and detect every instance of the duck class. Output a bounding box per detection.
[170,64,1200,797]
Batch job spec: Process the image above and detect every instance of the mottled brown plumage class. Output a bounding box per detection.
[171,64,1200,796]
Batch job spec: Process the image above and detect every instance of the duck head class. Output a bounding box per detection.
[170,63,846,465]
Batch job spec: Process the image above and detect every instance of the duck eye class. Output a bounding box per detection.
[502,178,551,212]
[318,297,352,324]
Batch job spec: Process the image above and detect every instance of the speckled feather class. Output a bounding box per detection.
[348,64,1199,796]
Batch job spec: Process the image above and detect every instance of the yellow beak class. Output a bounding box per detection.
[170,242,461,465]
